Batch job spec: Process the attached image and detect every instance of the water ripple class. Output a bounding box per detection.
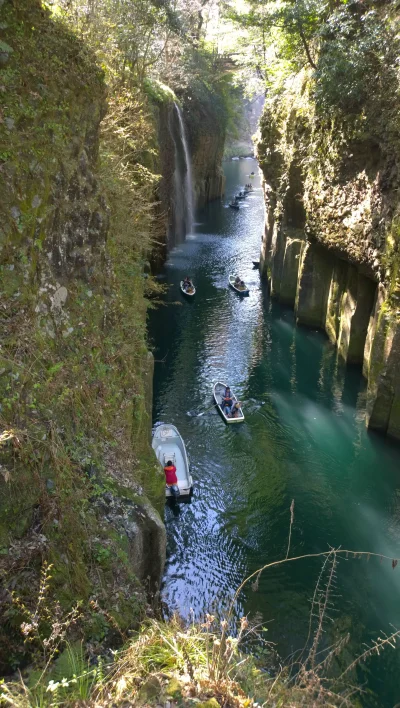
[149,158,400,707]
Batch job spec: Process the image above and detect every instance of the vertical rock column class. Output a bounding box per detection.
[325,260,348,344]
[295,242,333,327]
[260,177,304,305]
[363,284,386,378]
[269,225,287,297]
[336,267,377,364]
[366,305,400,438]
[280,235,304,305]
[260,182,276,279]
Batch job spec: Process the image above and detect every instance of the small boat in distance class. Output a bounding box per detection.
[252,260,260,268]
[213,382,245,424]
[180,280,196,297]
[152,423,193,498]
[235,192,246,200]
[229,274,249,296]
[229,201,240,210]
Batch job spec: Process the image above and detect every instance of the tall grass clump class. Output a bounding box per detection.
[2,500,400,708]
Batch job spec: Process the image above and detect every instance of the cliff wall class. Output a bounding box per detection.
[0,0,165,669]
[257,67,400,440]
[186,95,226,208]
[148,91,225,261]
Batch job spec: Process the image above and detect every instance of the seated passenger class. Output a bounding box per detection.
[240,280,246,290]
[234,276,241,286]
[230,401,242,418]
[221,386,233,414]
[183,276,193,291]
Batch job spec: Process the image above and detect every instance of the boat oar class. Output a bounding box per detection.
[187,402,217,417]
[197,403,217,417]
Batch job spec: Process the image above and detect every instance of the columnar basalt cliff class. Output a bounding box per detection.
[188,102,226,208]
[257,70,400,440]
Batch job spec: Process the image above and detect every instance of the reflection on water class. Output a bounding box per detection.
[149,158,400,707]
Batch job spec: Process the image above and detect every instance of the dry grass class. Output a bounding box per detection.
[1,534,400,707]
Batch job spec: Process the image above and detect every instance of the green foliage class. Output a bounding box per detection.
[226,0,399,120]
[314,5,399,115]
[0,40,13,53]
[143,77,177,104]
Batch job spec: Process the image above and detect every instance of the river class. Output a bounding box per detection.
[149,158,400,706]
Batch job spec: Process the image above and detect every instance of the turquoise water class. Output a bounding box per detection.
[149,158,400,706]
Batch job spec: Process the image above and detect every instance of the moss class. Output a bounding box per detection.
[143,77,177,105]
[166,677,182,698]
[0,0,165,669]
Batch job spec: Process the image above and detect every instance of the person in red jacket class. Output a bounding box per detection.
[164,460,180,498]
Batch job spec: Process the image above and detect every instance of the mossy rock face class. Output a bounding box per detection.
[257,63,400,438]
[0,0,165,669]
[295,243,333,328]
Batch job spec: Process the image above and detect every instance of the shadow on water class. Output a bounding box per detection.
[149,158,400,707]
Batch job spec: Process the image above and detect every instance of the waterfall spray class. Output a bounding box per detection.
[175,103,194,235]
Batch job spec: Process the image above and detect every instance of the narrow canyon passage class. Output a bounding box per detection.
[150,159,400,707]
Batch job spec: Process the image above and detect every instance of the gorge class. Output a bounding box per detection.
[1,0,400,706]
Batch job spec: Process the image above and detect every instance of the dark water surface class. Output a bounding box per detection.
[149,159,400,706]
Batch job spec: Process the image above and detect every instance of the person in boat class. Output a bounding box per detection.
[230,401,242,418]
[240,280,246,290]
[164,460,180,497]
[221,386,233,415]
[234,276,241,287]
[183,276,193,292]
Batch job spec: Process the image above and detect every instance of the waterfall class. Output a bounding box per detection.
[174,103,194,236]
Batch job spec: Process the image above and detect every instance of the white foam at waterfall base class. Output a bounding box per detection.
[175,103,194,235]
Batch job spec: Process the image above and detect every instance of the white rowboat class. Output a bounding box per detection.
[152,424,193,498]
[180,281,196,297]
[229,274,249,296]
[213,382,245,424]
